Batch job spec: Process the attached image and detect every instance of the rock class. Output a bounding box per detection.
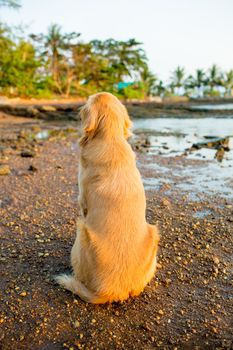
[21,150,35,158]
[213,256,220,265]
[28,165,37,172]
[40,105,56,112]
[162,278,171,286]
[158,309,164,315]
[162,198,171,207]
[129,134,151,152]
[0,164,11,175]
[26,107,39,117]
[215,148,225,162]
[74,320,80,328]
[190,137,230,151]
[141,137,151,147]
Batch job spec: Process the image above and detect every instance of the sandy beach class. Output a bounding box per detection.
[0,108,232,349]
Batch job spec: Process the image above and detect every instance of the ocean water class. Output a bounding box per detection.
[133,117,233,199]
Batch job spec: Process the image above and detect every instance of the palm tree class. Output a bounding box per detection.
[170,66,186,95]
[154,80,166,97]
[30,24,80,95]
[207,64,223,94]
[38,24,80,81]
[44,24,62,82]
[140,66,157,96]
[116,38,147,81]
[185,69,206,97]
[222,70,233,96]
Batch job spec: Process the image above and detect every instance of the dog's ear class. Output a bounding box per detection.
[79,104,104,145]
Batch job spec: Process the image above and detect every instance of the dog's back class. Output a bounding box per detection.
[56,92,160,303]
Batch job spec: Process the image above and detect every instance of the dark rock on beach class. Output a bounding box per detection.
[187,136,230,162]
[20,149,36,158]
[190,137,230,151]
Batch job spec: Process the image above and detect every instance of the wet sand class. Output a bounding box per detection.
[0,114,232,349]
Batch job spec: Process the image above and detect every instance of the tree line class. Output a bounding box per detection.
[0,0,233,99]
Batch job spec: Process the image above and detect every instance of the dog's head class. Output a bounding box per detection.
[79,92,132,145]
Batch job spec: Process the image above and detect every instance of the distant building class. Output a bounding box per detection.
[117,82,134,90]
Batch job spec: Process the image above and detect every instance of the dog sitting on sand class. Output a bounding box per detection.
[55,92,159,303]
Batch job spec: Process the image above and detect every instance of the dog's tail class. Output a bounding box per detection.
[55,274,108,304]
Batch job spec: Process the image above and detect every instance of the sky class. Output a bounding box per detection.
[1,0,233,81]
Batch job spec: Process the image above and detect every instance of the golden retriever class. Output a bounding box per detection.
[55,92,160,303]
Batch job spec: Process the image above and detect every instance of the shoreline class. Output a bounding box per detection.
[0,100,233,121]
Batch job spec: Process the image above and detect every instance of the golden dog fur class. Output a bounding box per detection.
[55,92,160,303]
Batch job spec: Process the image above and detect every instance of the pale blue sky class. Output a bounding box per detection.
[1,0,233,81]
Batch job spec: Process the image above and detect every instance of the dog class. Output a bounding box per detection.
[55,92,160,303]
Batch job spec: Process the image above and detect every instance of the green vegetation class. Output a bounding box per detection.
[0,23,154,98]
[0,3,232,99]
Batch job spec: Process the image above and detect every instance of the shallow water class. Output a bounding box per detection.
[133,117,233,163]
[134,118,233,199]
[133,117,233,138]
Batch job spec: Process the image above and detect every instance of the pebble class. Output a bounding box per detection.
[0,164,11,175]
[28,165,37,172]
[74,320,80,328]
[162,198,171,207]
[213,256,220,265]
[21,150,35,158]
